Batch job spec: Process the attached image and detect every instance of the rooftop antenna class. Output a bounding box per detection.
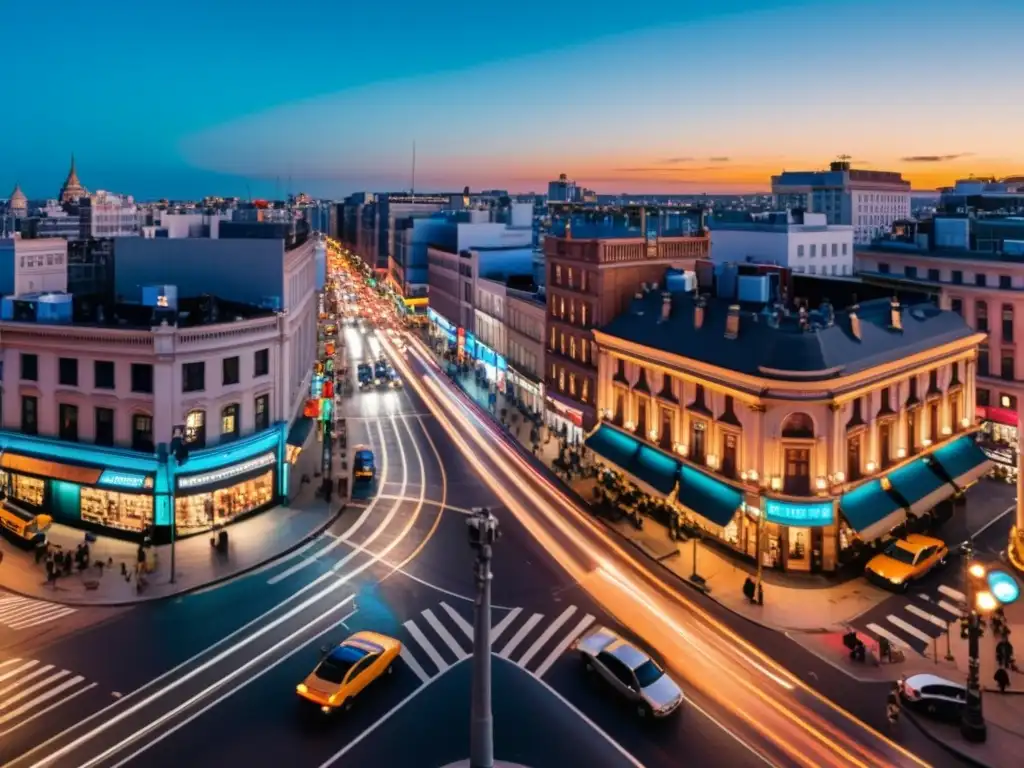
[411,140,416,195]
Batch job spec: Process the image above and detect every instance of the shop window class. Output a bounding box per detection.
[784,448,811,495]
[94,360,115,390]
[254,394,270,432]
[130,363,154,394]
[182,362,205,393]
[221,404,240,441]
[7,473,43,506]
[659,408,673,450]
[20,353,38,382]
[59,404,79,442]
[132,414,154,453]
[721,432,738,479]
[690,420,707,464]
[185,409,206,448]
[846,435,862,481]
[254,349,270,377]
[58,357,78,387]
[788,528,808,563]
[81,488,153,533]
[1003,304,1014,342]
[879,422,892,468]
[174,469,274,535]
[223,356,240,386]
[781,412,815,439]
[976,301,989,333]
[20,395,38,436]
[95,407,115,447]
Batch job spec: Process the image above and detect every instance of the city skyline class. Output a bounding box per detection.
[4,0,1022,199]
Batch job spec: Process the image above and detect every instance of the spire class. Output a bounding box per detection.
[59,152,87,203]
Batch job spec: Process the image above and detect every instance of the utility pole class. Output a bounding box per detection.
[467,507,500,768]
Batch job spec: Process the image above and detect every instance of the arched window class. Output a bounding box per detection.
[185,409,206,449]
[781,412,815,439]
[221,404,240,442]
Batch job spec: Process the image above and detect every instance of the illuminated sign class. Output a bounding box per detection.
[177,452,276,490]
[764,499,834,526]
[98,470,150,490]
[987,570,1020,605]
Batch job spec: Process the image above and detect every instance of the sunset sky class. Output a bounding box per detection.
[4,0,1022,199]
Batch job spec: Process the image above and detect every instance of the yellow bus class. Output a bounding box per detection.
[0,502,52,545]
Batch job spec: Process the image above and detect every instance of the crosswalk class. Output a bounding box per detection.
[0,657,97,736]
[397,601,596,684]
[854,583,966,655]
[0,595,77,631]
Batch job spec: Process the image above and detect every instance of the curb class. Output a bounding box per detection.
[902,708,992,768]
[0,505,346,608]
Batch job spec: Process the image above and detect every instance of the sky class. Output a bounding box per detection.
[4,0,1023,200]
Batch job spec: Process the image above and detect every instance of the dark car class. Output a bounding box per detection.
[899,674,967,720]
[356,363,373,390]
[352,446,375,481]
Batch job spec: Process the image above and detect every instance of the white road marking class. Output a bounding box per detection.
[0,658,23,670]
[865,623,911,649]
[0,660,38,685]
[498,613,543,659]
[0,683,97,739]
[0,676,84,726]
[398,647,429,684]
[534,614,596,679]
[0,670,70,710]
[421,609,467,661]
[905,604,949,629]
[489,607,521,647]
[403,620,448,674]
[886,615,933,643]
[517,606,578,669]
[938,585,966,603]
[971,502,1015,539]
[0,664,54,698]
[0,602,58,622]
[938,600,964,618]
[439,602,474,641]
[9,608,78,630]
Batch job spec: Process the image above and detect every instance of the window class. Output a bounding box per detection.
[635,399,648,435]
[222,356,240,386]
[929,369,939,393]
[20,353,38,381]
[846,435,862,481]
[549,326,556,350]
[929,402,939,442]
[952,270,963,285]
[21,395,38,435]
[254,394,270,431]
[57,357,78,386]
[95,407,115,446]
[951,298,963,316]
[254,352,270,378]
[906,266,918,279]
[658,407,673,450]
[879,422,892,468]
[928,268,940,282]
[810,244,817,257]
[1000,275,1012,290]
[184,409,206,448]
[463,283,471,302]
[1001,353,1014,381]
[689,420,707,464]
[979,346,990,376]
[784,448,811,496]
[554,265,562,285]
[976,301,989,333]
[131,363,154,394]
[842,243,848,256]
[182,362,205,393]
[221,404,240,441]
[977,388,991,407]
[721,432,738,479]
[797,245,804,257]
[879,387,892,413]
[1003,304,1014,342]
[94,360,115,389]
[831,243,838,257]
[615,358,626,381]
[59,404,79,442]
[976,273,987,287]
[906,410,917,453]
[132,414,154,453]
[781,412,815,438]
[878,263,890,274]
[1001,393,1018,410]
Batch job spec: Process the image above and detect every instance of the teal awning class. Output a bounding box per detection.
[885,457,954,516]
[632,445,681,495]
[585,425,641,471]
[676,465,742,527]
[931,436,993,489]
[287,416,317,448]
[840,480,905,541]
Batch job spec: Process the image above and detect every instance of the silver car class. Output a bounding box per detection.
[575,625,683,718]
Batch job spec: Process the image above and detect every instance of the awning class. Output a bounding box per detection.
[931,435,994,489]
[677,465,742,527]
[632,446,681,495]
[287,416,317,448]
[0,453,103,486]
[585,425,641,472]
[840,480,905,541]
[885,457,954,517]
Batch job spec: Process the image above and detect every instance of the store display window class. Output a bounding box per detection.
[175,470,274,534]
[80,488,153,533]
[1,471,45,506]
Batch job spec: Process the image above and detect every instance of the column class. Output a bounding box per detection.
[1017,402,1024,531]
[829,402,842,478]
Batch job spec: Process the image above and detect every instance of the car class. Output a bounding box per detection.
[356,363,373,390]
[388,369,403,388]
[864,534,949,591]
[574,625,683,718]
[899,674,967,720]
[296,631,401,714]
[352,446,375,480]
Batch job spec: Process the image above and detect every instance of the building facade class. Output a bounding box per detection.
[505,288,547,413]
[0,237,68,296]
[79,191,140,238]
[587,290,989,574]
[544,232,709,441]
[709,211,854,276]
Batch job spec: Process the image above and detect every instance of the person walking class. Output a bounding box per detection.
[996,636,1014,669]
[886,681,902,726]
[995,666,1011,693]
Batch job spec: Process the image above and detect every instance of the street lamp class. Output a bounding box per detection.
[467,507,500,768]
[960,543,989,743]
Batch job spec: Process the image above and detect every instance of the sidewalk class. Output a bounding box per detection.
[0,465,340,607]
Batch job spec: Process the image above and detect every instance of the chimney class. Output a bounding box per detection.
[889,297,902,331]
[725,304,740,339]
[849,304,862,340]
[660,291,672,322]
[694,295,707,329]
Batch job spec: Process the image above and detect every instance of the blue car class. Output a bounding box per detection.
[353,447,375,481]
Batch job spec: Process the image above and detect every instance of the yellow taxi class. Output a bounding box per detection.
[864,534,948,591]
[296,631,401,714]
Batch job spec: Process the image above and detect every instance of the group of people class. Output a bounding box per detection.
[992,608,1017,694]
[36,541,93,584]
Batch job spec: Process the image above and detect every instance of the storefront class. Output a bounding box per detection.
[427,308,457,351]
[507,365,544,414]
[466,335,507,390]
[546,393,585,445]
[0,424,287,541]
[976,405,1018,483]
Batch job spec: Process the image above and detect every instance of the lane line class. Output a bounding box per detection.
[403,620,448,674]
[905,604,949,629]
[499,613,543,659]
[376,495,475,515]
[516,606,577,669]
[439,602,474,641]
[865,623,911,650]
[489,608,521,647]
[938,585,966,603]
[398,647,430,684]
[0,683,97,740]
[971,502,1015,539]
[533,614,596,680]
[0,676,85,727]
[421,609,467,661]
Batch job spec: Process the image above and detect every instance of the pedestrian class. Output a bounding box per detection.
[995,667,1011,693]
[997,636,1013,668]
[45,557,55,584]
[886,681,901,725]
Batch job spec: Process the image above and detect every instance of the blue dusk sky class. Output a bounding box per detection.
[3,0,1022,200]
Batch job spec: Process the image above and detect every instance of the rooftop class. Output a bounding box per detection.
[862,240,1024,264]
[598,290,976,382]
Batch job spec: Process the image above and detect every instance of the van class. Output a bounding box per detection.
[0,502,52,546]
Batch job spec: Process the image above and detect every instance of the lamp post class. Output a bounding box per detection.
[168,427,189,585]
[960,542,987,743]
[467,507,499,768]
